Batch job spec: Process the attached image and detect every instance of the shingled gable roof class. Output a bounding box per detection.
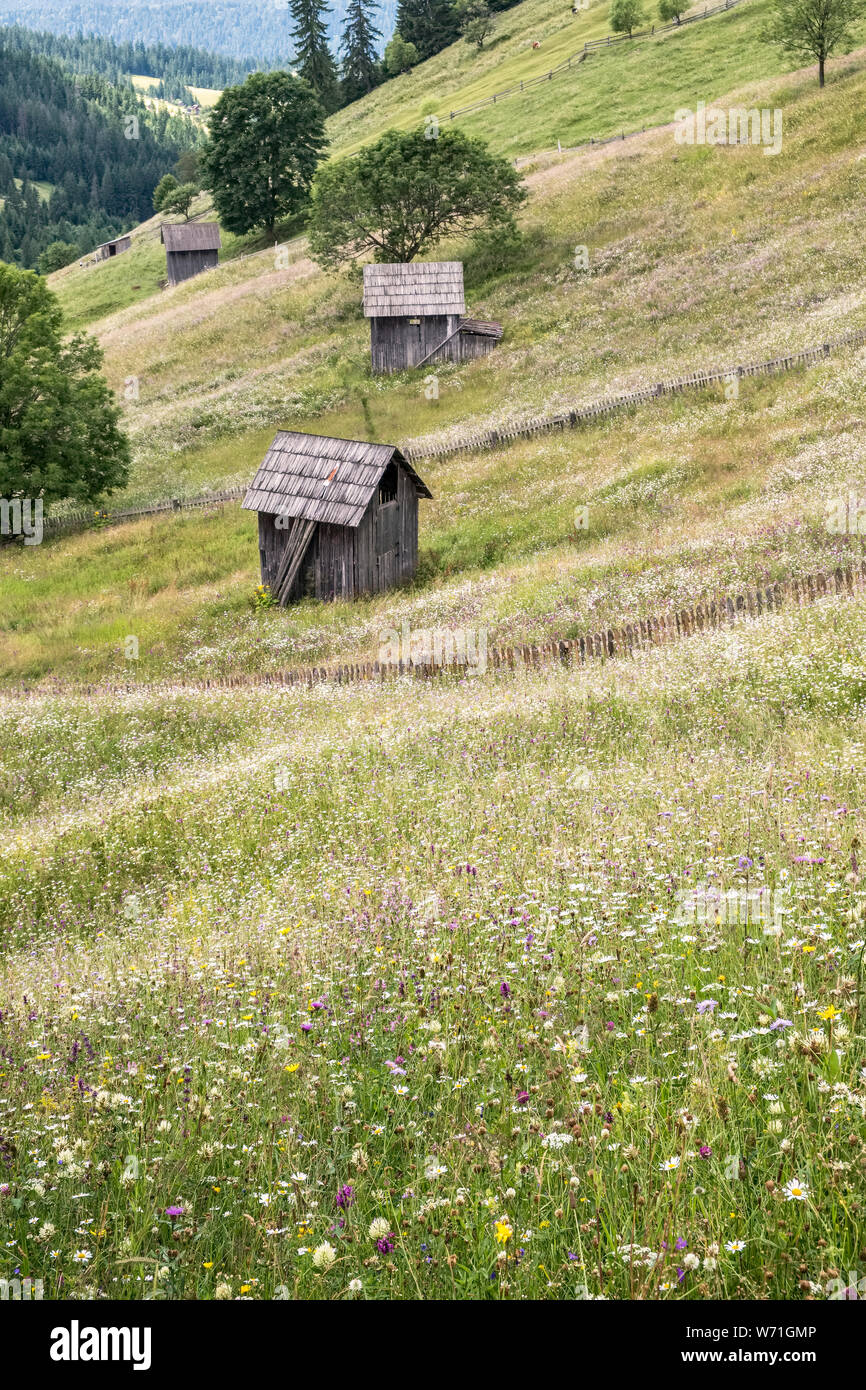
[363,262,465,318]
[242,432,433,529]
[161,222,222,253]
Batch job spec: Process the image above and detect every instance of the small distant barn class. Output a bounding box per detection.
[363,262,502,374]
[161,222,221,286]
[243,431,432,605]
[93,234,131,262]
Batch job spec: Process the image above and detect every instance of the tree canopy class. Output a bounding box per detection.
[763,0,862,85]
[160,183,197,220]
[383,33,420,73]
[455,0,496,48]
[37,240,80,274]
[340,0,382,103]
[0,263,130,506]
[610,0,647,34]
[395,0,461,59]
[290,0,341,112]
[308,126,527,267]
[0,39,200,268]
[201,72,328,239]
[153,173,179,211]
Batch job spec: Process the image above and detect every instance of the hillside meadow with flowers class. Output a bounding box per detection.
[0,589,864,1300]
[3,0,866,1315]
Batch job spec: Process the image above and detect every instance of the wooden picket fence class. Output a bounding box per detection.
[30,325,866,543]
[6,557,865,702]
[40,485,247,539]
[402,326,866,464]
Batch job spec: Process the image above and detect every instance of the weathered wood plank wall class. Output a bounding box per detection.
[166,249,219,286]
[370,314,460,373]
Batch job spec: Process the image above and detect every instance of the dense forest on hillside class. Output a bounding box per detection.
[0,0,398,63]
[0,22,260,98]
[0,42,199,266]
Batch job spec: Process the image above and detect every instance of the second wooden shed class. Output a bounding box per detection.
[93,234,132,261]
[363,262,502,374]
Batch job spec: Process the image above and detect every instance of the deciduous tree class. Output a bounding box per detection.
[610,0,647,35]
[383,32,420,72]
[0,264,130,505]
[763,0,861,86]
[308,125,526,266]
[201,72,327,239]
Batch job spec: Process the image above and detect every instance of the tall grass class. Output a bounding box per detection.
[0,594,863,1298]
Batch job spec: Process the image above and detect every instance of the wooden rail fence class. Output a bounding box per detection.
[445,0,750,121]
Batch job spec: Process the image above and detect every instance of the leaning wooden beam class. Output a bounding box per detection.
[271,514,309,596]
[277,518,317,606]
[416,323,464,368]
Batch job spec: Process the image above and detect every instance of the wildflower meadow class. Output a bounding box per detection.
[1,0,866,1347]
[1,592,864,1304]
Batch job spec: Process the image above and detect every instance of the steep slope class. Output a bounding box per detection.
[4,47,866,684]
[326,0,866,157]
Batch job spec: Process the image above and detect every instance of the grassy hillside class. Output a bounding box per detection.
[327,0,866,157]
[49,0,866,333]
[1,7,864,1311]
[10,46,866,685]
[1,583,864,1300]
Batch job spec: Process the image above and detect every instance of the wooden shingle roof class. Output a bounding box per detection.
[95,235,131,253]
[242,432,432,528]
[161,222,222,252]
[363,262,465,318]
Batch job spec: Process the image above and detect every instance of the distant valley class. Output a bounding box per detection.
[0,0,399,62]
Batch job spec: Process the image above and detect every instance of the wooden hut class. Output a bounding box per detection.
[161,222,221,286]
[93,234,131,262]
[363,262,502,374]
[243,431,432,605]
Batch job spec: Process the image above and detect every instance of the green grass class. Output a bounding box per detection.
[50,0,866,335]
[50,197,280,334]
[327,0,866,158]
[4,356,866,686]
[11,48,866,686]
[0,591,863,1299]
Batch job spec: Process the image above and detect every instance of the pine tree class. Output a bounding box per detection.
[290,0,341,112]
[395,0,460,60]
[340,0,382,104]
